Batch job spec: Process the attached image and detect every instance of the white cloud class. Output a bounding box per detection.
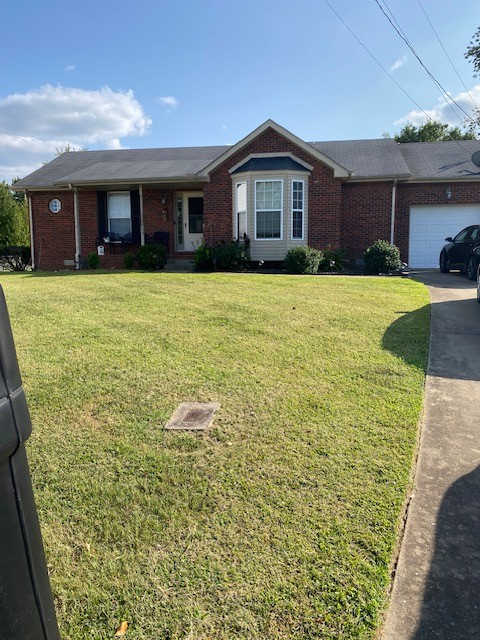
[0,85,151,182]
[64,64,75,72]
[389,56,407,73]
[394,84,480,127]
[156,96,179,110]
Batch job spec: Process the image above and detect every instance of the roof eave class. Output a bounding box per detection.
[53,175,205,187]
[405,176,480,183]
[347,173,411,182]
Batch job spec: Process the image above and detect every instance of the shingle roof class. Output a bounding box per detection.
[14,145,229,188]
[12,133,480,189]
[310,139,411,179]
[398,140,480,180]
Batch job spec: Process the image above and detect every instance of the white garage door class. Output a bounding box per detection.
[409,204,480,268]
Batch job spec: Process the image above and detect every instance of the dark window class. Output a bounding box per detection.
[188,197,203,234]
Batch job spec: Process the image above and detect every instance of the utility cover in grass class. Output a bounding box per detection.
[165,402,220,430]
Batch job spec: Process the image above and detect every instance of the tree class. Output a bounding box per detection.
[0,182,29,248]
[387,120,475,143]
[465,26,480,76]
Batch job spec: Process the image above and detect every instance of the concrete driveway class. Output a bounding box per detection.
[382,270,480,639]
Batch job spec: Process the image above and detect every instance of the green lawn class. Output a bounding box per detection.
[2,272,429,640]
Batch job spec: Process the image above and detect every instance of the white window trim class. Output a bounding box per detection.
[107,191,132,235]
[291,179,305,241]
[254,179,283,241]
[235,181,248,240]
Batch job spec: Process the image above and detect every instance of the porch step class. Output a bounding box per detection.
[163,259,196,273]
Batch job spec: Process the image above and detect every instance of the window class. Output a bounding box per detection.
[255,180,282,239]
[291,180,304,240]
[49,198,62,213]
[236,182,247,240]
[107,192,131,236]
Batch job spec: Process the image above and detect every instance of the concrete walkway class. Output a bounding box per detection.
[382,271,480,640]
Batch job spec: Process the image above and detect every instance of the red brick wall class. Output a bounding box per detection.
[340,182,393,262]
[396,182,480,263]
[30,188,180,270]
[340,181,480,264]
[30,191,76,270]
[203,127,343,248]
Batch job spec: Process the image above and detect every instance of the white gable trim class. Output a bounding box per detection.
[197,120,351,179]
[228,152,314,175]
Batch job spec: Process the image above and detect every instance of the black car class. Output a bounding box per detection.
[477,263,480,303]
[439,225,480,280]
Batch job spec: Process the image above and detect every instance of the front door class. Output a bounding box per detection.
[176,193,203,251]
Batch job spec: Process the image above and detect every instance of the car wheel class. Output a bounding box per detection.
[467,256,477,281]
[439,251,450,273]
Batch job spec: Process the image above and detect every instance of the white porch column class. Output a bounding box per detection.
[139,184,145,245]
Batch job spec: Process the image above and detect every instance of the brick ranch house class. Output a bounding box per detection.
[13,119,480,271]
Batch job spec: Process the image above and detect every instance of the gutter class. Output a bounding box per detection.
[390,178,397,245]
[70,185,81,270]
[27,193,35,270]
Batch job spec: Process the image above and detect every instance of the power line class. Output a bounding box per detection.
[416,0,478,111]
[373,0,475,125]
[322,0,434,124]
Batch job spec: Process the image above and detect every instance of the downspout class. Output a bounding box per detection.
[70,185,81,269]
[139,184,145,245]
[27,193,35,270]
[390,178,397,245]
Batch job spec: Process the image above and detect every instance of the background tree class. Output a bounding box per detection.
[385,120,475,142]
[465,26,480,76]
[0,181,29,247]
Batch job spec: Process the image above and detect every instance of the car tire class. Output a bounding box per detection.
[467,256,477,281]
[440,252,450,273]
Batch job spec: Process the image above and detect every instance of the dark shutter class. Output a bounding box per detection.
[97,192,108,241]
[130,190,141,244]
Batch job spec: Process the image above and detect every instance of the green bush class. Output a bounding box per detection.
[194,241,249,272]
[194,243,214,271]
[124,252,135,269]
[318,246,347,272]
[86,252,100,269]
[136,244,167,270]
[0,246,31,271]
[213,241,249,271]
[364,240,401,274]
[284,246,323,275]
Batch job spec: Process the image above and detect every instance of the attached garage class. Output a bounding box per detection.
[409,204,480,268]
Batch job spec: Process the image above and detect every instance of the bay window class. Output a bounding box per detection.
[291,180,304,240]
[255,180,283,239]
[236,182,247,240]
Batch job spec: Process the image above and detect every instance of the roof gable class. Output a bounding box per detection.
[198,120,351,179]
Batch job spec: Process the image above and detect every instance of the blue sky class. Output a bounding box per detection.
[1,0,479,182]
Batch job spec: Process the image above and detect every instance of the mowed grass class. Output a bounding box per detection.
[2,272,429,640]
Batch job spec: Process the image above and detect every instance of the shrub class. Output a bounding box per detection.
[213,241,249,271]
[194,241,249,272]
[0,246,31,271]
[364,240,401,274]
[318,246,347,272]
[284,246,323,275]
[194,243,214,271]
[136,244,167,270]
[124,252,135,269]
[86,252,100,269]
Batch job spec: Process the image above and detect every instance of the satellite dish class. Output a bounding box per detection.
[471,151,480,167]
